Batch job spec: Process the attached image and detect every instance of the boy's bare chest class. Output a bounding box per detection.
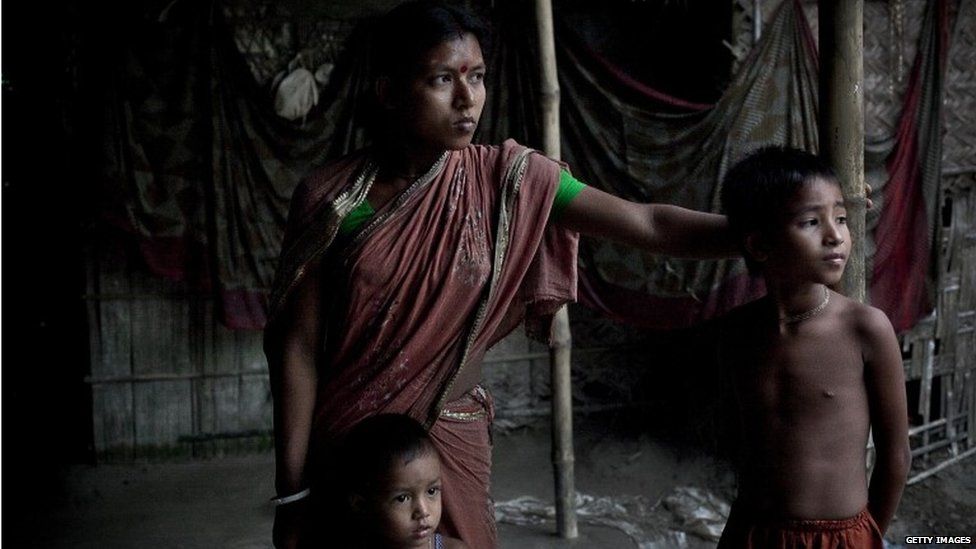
[733,329,866,409]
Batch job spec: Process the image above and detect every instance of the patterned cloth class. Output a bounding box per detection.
[870,0,948,332]
[560,0,818,327]
[431,386,496,549]
[102,0,951,333]
[264,140,577,547]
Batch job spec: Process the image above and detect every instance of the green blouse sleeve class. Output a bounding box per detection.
[340,169,584,234]
[338,200,376,236]
[550,169,587,221]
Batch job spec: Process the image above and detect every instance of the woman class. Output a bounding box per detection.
[264,2,734,547]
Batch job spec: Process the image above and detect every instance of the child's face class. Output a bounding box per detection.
[763,177,850,286]
[370,450,443,548]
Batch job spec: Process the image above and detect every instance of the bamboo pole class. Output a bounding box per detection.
[818,0,866,302]
[819,0,875,481]
[907,446,976,485]
[535,0,578,538]
[549,307,577,538]
[536,0,561,159]
[753,0,763,42]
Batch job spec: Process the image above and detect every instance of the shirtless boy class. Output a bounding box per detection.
[716,146,911,548]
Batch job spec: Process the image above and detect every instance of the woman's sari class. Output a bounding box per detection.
[265,139,578,547]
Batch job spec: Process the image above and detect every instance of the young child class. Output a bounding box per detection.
[715,146,911,547]
[338,414,468,549]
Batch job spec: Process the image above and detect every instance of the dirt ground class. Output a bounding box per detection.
[494,413,976,548]
[8,412,976,548]
[886,453,976,545]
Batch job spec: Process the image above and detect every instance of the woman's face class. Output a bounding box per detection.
[388,32,486,153]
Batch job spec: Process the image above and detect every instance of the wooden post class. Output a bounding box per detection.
[536,0,561,159]
[536,0,578,538]
[753,0,763,43]
[818,0,866,302]
[549,307,576,538]
[819,0,874,480]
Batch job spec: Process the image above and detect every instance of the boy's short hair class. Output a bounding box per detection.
[720,146,838,271]
[340,413,437,496]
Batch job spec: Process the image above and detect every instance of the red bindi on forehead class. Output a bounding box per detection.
[460,65,468,74]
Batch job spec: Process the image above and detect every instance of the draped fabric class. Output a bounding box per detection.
[99,2,540,330]
[561,0,818,327]
[264,141,576,440]
[869,0,949,333]
[429,388,497,548]
[101,0,950,333]
[100,2,373,329]
[264,141,577,548]
[561,0,950,332]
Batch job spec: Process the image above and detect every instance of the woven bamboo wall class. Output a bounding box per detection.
[85,231,272,460]
[83,225,560,457]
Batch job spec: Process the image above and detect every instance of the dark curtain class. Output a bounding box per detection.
[99,1,542,329]
[562,0,818,328]
[870,0,949,333]
[99,0,950,333]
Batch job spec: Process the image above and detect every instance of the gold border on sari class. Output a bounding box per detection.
[426,147,535,428]
[267,159,379,324]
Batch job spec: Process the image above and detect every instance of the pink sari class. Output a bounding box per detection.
[266,139,578,547]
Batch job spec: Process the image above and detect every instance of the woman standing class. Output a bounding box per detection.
[264,2,733,547]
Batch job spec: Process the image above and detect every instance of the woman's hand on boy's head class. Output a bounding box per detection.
[846,182,874,210]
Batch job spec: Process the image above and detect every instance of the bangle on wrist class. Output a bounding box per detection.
[270,487,311,506]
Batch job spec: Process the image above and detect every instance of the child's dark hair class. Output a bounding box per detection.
[340,413,438,496]
[373,0,490,83]
[720,146,839,271]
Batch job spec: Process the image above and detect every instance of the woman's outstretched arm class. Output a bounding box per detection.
[556,186,738,259]
[267,263,322,548]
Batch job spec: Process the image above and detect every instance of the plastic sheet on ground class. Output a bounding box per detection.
[661,486,731,541]
[494,486,731,548]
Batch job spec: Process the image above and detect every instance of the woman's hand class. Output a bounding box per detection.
[269,266,323,548]
[273,501,308,549]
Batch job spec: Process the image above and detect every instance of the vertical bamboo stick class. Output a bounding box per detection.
[536,0,561,159]
[819,0,874,480]
[818,0,866,303]
[753,0,763,43]
[549,306,576,538]
[535,0,578,538]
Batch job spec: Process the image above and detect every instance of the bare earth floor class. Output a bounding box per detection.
[11,413,976,548]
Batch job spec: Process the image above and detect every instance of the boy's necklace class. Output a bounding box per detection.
[780,286,830,324]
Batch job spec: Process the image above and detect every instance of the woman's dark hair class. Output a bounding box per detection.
[720,146,839,271]
[372,0,490,82]
[340,413,438,496]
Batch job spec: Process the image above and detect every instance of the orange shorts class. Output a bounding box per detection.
[717,505,883,549]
